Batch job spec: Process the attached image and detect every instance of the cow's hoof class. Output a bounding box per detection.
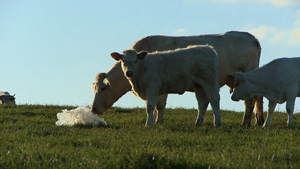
[214,122,221,127]
[254,121,264,126]
[262,124,269,128]
[155,120,164,124]
[214,119,221,127]
[255,117,265,126]
[145,122,154,127]
[240,121,251,127]
[195,121,203,127]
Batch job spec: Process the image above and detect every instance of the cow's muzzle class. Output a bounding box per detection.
[91,107,103,115]
[126,71,134,77]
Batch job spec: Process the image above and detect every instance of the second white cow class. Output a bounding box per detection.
[111,45,221,126]
[231,57,300,127]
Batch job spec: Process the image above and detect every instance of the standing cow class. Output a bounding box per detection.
[110,45,221,126]
[231,57,300,127]
[0,92,16,104]
[91,31,264,126]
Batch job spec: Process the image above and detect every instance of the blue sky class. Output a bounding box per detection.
[1,0,300,112]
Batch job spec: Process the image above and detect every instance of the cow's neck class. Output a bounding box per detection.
[107,62,132,102]
[107,62,124,79]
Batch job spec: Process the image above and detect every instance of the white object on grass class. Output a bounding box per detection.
[55,106,107,126]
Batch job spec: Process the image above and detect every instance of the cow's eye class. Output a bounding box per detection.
[101,87,106,91]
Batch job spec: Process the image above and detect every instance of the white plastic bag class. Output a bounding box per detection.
[55,106,107,127]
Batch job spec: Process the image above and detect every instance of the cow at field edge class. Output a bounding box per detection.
[91,31,264,126]
[0,92,16,104]
[231,57,300,127]
[111,45,221,126]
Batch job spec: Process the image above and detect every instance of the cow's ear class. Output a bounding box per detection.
[91,83,96,91]
[137,51,148,60]
[111,52,123,61]
[103,78,111,88]
[103,74,112,86]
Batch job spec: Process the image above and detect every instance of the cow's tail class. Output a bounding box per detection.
[254,36,262,67]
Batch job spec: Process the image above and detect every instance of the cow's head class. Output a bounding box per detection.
[0,94,16,104]
[91,73,113,114]
[10,94,15,102]
[231,72,252,101]
[111,49,148,78]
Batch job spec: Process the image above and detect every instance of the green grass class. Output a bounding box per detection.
[1,104,300,168]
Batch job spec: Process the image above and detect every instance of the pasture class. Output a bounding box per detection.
[1,105,300,168]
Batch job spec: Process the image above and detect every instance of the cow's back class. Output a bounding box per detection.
[245,57,300,102]
[132,31,261,87]
[133,46,218,97]
[251,57,300,85]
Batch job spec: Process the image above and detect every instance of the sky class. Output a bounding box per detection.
[1,0,300,112]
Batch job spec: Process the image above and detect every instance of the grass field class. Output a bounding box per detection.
[0,104,300,168]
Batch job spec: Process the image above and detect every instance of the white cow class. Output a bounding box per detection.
[231,57,300,127]
[0,92,16,104]
[111,45,221,126]
[91,31,264,126]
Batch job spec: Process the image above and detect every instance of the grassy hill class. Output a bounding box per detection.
[0,105,299,168]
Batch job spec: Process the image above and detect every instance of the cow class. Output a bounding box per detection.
[110,45,221,126]
[231,57,300,127]
[0,92,16,104]
[91,31,264,126]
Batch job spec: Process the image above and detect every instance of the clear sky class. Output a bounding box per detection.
[1,0,300,112]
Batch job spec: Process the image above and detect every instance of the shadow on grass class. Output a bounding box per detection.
[73,123,108,129]
[114,152,217,169]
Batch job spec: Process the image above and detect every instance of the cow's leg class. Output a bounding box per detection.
[254,96,264,126]
[154,94,168,124]
[286,98,295,126]
[242,98,255,126]
[263,100,277,127]
[226,76,254,126]
[202,86,221,127]
[208,93,221,127]
[194,86,209,126]
[145,89,159,126]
